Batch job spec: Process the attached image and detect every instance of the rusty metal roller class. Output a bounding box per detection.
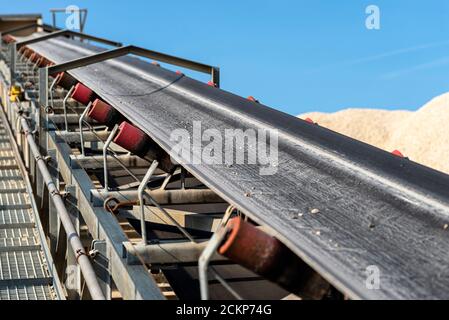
[219,218,331,299]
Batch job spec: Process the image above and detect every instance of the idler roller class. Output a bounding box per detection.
[88,99,124,128]
[22,48,33,59]
[219,218,330,299]
[71,83,97,105]
[114,121,175,173]
[2,34,14,43]
[30,53,41,63]
[53,72,77,90]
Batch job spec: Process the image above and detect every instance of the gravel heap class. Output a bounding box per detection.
[300,92,449,174]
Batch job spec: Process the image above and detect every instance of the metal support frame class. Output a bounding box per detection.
[46,128,164,299]
[19,116,106,300]
[138,164,196,243]
[47,45,220,87]
[0,23,55,51]
[16,29,122,50]
[51,8,88,33]
[0,23,57,37]
[0,98,65,299]
[11,29,122,77]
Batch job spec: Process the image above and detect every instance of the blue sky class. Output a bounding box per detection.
[2,0,449,115]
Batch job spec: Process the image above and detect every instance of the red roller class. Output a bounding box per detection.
[22,48,33,58]
[52,72,77,90]
[114,121,175,172]
[219,218,330,299]
[207,81,217,87]
[247,96,260,103]
[2,34,14,43]
[38,58,51,68]
[305,117,315,124]
[71,83,95,105]
[392,150,405,158]
[30,53,41,63]
[88,99,123,127]
[114,122,151,157]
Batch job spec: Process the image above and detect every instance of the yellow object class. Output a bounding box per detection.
[8,85,23,102]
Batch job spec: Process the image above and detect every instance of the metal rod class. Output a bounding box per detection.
[103,124,119,191]
[143,192,196,242]
[212,270,243,300]
[63,86,75,132]
[78,101,92,156]
[198,206,235,300]
[20,116,105,300]
[138,161,159,244]
[49,76,59,112]
[198,226,229,300]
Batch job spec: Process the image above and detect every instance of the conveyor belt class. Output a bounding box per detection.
[0,109,58,300]
[16,34,449,299]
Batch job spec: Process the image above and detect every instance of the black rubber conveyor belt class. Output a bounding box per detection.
[20,35,449,300]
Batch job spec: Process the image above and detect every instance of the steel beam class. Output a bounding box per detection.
[57,130,110,143]
[123,240,226,265]
[71,154,151,169]
[91,189,224,207]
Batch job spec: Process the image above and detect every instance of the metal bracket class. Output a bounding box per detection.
[138,161,159,244]
[198,206,237,300]
[78,101,92,155]
[1,23,57,37]
[103,124,120,191]
[47,45,220,87]
[16,29,122,50]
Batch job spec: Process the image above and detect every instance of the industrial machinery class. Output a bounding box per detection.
[0,14,449,300]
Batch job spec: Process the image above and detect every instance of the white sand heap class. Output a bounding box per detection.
[300,92,449,175]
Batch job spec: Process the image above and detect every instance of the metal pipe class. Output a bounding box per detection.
[20,117,105,300]
[103,124,119,191]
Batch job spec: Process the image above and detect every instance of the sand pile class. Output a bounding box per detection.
[300,92,449,175]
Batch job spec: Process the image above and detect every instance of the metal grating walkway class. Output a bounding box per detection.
[0,115,56,300]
